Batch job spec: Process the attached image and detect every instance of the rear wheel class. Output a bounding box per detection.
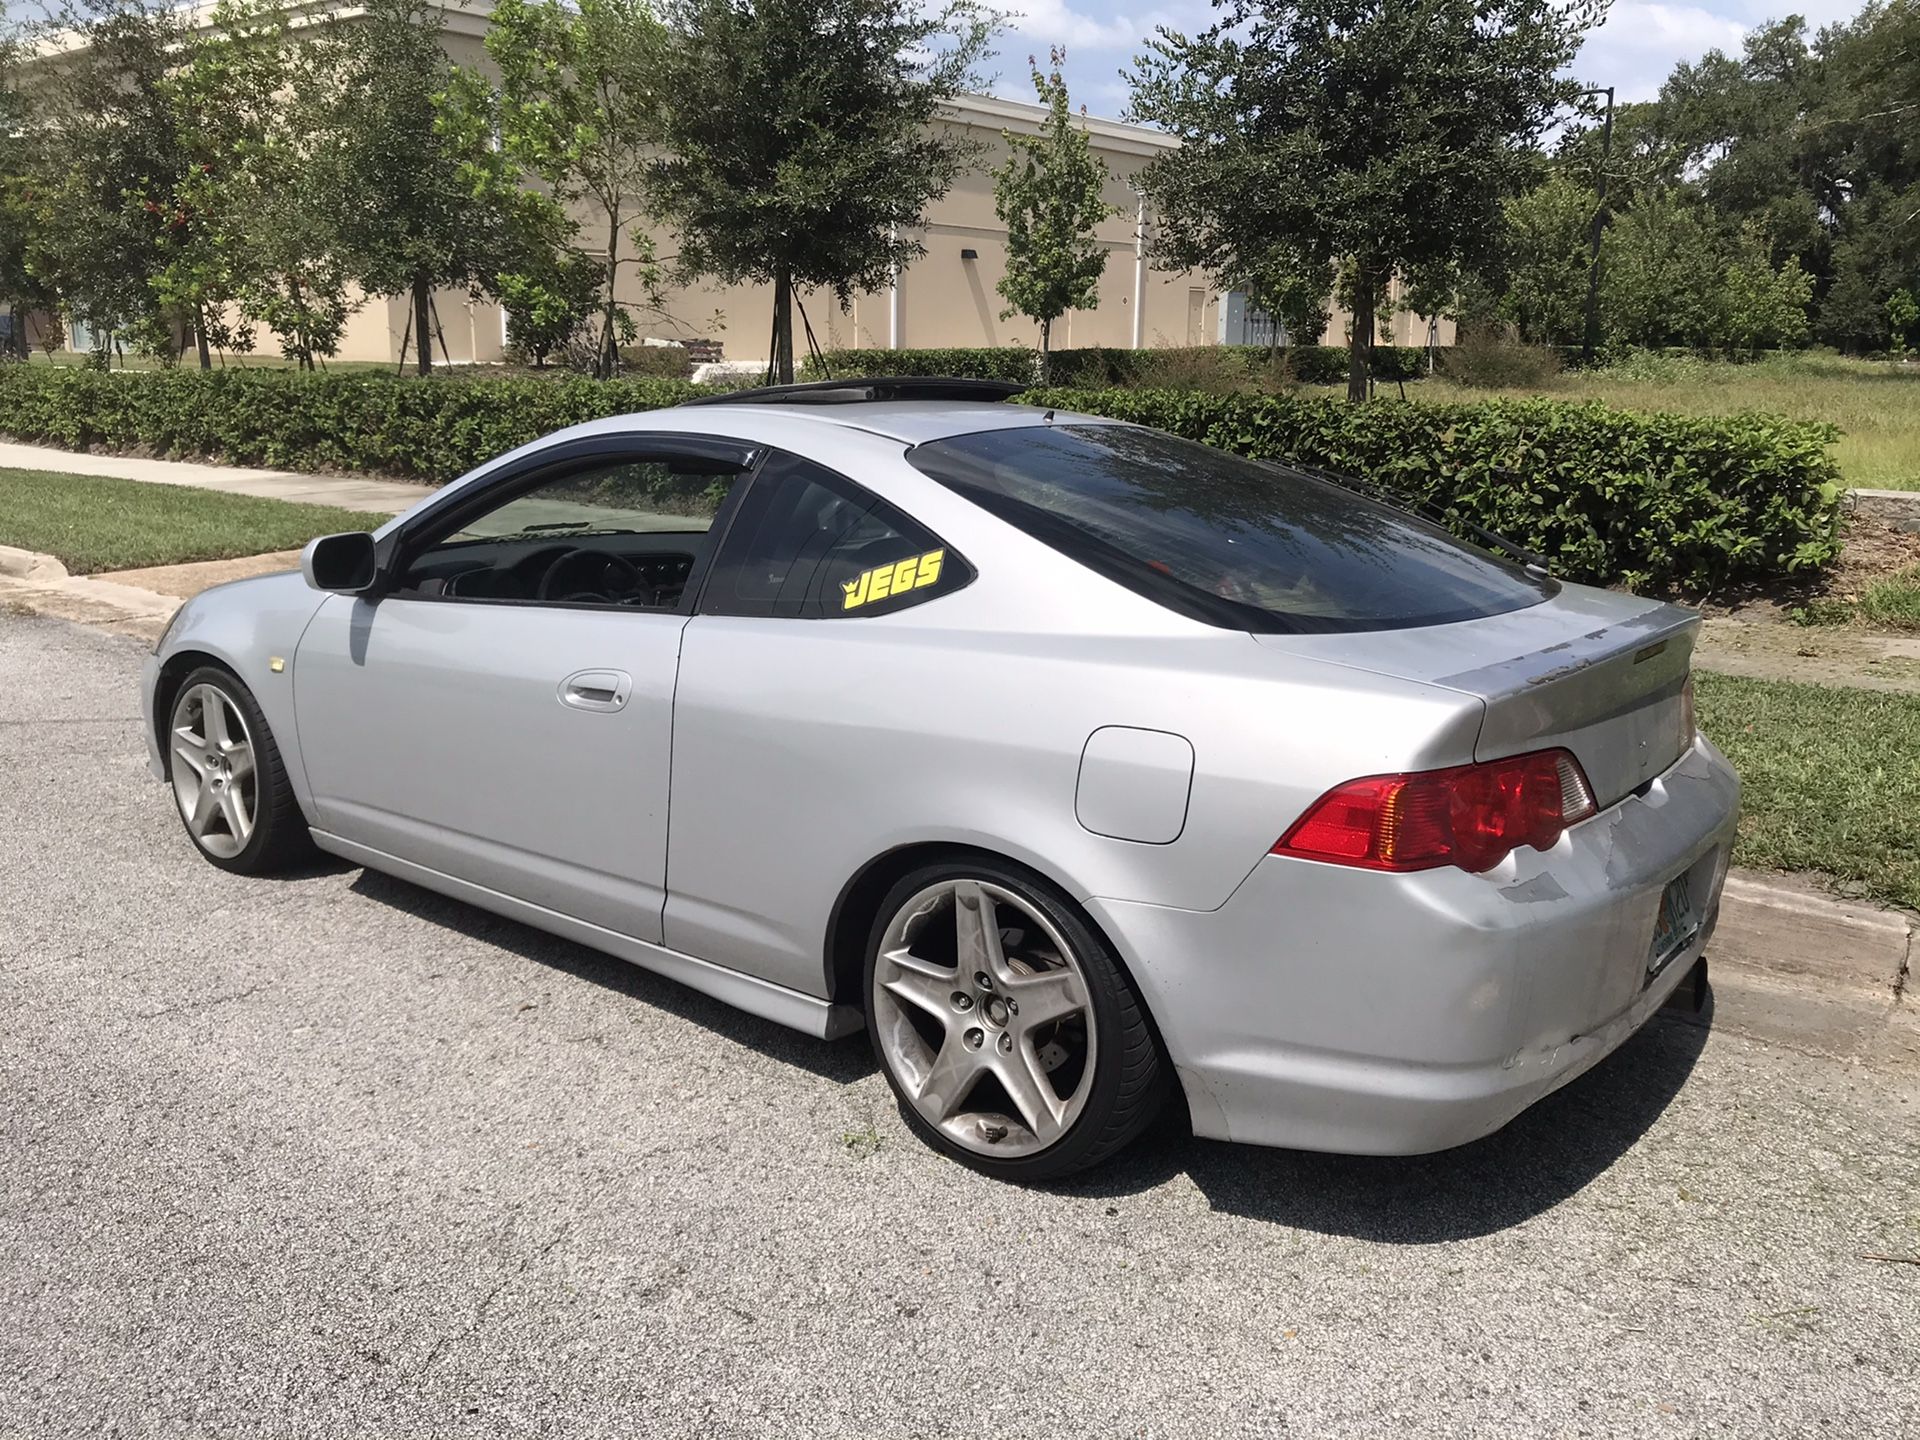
[864,859,1166,1180]
[166,666,314,874]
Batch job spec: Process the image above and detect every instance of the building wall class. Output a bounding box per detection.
[539,98,1210,365]
[23,0,1451,367]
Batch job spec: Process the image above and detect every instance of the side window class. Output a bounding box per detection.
[701,452,970,618]
[392,454,744,610]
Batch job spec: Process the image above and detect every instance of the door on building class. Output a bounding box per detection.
[1186,288,1206,345]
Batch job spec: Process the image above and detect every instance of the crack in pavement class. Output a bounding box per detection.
[137,983,265,1022]
[417,1226,572,1378]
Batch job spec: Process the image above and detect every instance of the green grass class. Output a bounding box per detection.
[1696,671,1920,911]
[1320,351,1920,491]
[0,468,384,573]
[1858,566,1920,630]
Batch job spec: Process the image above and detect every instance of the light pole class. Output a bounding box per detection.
[1577,85,1615,366]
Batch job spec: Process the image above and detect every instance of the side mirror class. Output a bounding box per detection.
[301,531,379,595]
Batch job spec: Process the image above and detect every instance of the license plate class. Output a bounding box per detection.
[1647,873,1696,980]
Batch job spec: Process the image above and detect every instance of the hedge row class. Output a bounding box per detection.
[0,365,1843,590]
[0,367,705,484]
[1024,387,1845,591]
[802,343,1433,387]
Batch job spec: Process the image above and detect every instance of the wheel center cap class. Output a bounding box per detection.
[983,996,1011,1029]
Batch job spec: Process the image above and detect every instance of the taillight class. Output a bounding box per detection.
[1679,671,1697,743]
[1273,749,1597,874]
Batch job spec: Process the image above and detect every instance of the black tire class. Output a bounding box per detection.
[864,856,1168,1181]
[165,665,317,875]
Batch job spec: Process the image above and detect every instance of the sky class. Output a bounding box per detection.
[986,0,1877,118]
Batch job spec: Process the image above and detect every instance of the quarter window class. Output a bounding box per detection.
[702,453,969,618]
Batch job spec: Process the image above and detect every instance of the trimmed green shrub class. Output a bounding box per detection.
[1023,387,1844,591]
[799,347,1039,383]
[0,366,1843,589]
[802,344,1434,387]
[0,367,704,484]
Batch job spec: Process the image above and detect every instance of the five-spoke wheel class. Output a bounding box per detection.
[866,860,1166,1179]
[169,681,259,860]
[165,666,313,874]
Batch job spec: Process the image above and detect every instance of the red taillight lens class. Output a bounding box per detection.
[1273,749,1596,874]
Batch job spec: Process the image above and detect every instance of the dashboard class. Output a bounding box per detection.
[399,532,705,609]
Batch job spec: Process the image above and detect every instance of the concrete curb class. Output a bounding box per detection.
[1714,868,1912,1000]
[1850,488,1920,526]
[0,543,180,643]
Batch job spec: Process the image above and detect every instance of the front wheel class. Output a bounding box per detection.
[864,859,1167,1180]
[166,666,315,874]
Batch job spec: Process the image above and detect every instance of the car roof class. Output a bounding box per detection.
[661,399,1081,446]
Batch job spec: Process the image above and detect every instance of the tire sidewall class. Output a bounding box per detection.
[863,856,1154,1182]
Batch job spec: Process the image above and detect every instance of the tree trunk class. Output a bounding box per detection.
[195,309,212,371]
[412,275,433,376]
[289,278,310,371]
[599,216,621,380]
[772,268,795,385]
[1039,316,1051,385]
[1346,262,1375,403]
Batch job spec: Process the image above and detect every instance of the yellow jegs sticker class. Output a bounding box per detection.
[842,548,945,610]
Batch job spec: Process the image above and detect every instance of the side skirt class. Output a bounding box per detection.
[310,828,866,1041]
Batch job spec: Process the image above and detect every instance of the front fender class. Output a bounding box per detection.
[150,572,330,818]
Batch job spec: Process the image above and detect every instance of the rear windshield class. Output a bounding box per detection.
[906,423,1554,633]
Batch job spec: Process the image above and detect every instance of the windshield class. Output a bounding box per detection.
[906,423,1554,634]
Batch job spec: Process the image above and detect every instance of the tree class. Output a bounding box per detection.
[1889,288,1920,352]
[1500,174,1598,345]
[0,0,54,358]
[991,50,1116,368]
[1721,232,1814,349]
[1600,191,1726,348]
[326,0,510,374]
[154,0,311,368]
[33,0,208,364]
[442,0,669,379]
[1128,0,1602,401]
[645,0,996,383]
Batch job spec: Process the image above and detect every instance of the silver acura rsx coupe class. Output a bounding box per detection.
[142,377,1738,1179]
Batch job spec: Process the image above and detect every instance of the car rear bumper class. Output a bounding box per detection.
[1088,734,1740,1155]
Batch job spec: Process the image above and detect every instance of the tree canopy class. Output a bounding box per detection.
[991,50,1116,363]
[643,0,995,382]
[1128,0,1603,399]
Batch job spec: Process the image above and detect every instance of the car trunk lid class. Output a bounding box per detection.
[1254,585,1699,809]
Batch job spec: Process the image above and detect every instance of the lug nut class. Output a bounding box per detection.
[998,1032,1013,1053]
[964,1028,985,1050]
[974,972,993,991]
[952,992,973,1011]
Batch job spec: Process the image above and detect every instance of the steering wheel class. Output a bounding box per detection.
[537,548,647,605]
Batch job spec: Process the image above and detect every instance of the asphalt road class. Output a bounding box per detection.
[3,612,1917,1439]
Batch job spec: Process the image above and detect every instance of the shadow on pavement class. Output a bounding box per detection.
[1068,986,1716,1242]
[351,864,1711,1240]
[349,867,876,1087]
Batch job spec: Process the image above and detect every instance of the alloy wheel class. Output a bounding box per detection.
[168,682,258,860]
[871,878,1097,1158]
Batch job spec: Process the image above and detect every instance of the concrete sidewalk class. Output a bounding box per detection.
[0,440,430,514]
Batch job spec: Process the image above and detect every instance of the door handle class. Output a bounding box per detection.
[558,668,632,712]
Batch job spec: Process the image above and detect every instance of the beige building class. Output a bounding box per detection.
[28,0,1453,366]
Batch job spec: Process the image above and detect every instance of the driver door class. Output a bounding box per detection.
[292,435,756,944]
